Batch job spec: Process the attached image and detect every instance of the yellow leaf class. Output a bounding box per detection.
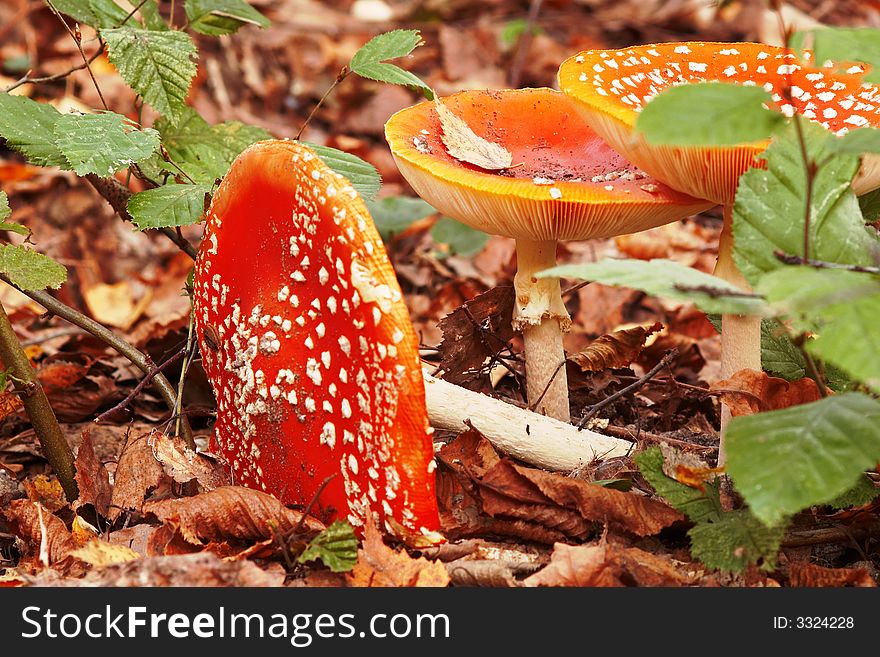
[70,539,141,567]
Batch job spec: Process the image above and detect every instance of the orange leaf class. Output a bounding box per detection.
[789,563,876,587]
[570,322,662,372]
[711,369,822,417]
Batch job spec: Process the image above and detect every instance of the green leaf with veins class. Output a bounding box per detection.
[127,184,212,229]
[687,510,786,573]
[634,447,722,524]
[349,29,433,100]
[0,192,30,237]
[725,393,880,526]
[827,476,880,510]
[305,143,381,201]
[0,244,67,290]
[297,520,358,573]
[0,94,66,167]
[49,0,129,29]
[733,121,877,285]
[53,112,160,176]
[185,0,270,36]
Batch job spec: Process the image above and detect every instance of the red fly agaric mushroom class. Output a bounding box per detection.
[385,88,713,422]
[558,42,880,384]
[192,140,442,546]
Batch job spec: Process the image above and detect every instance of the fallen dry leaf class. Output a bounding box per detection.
[659,442,721,491]
[435,97,512,170]
[144,486,325,546]
[570,322,662,372]
[74,428,112,516]
[711,369,822,417]
[109,430,169,522]
[148,432,230,491]
[70,539,140,568]
[788,563,877,587]
[348,518,450,587]
[4,499,79,569]
[525,541,693,587]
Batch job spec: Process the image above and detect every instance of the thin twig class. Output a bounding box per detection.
[508,0,544,88]
[2,44,106,94]
[291,474,337,535]
[45,1,108,110]
[295,67,349,141]
[774,251,880,275]
[96,349,185,423]
[174,311,195,439]
[577,348,679,430]
[772,318,828,398]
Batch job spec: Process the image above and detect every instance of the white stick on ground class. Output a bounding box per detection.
[422,372,634,472]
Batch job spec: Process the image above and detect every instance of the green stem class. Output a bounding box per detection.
[0,302,78,501]
[1,278,196,449]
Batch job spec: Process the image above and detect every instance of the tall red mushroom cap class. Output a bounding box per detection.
[192,140,442,546]
[558,41,880,204]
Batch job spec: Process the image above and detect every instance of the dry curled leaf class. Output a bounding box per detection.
[22,474,67,512]
[148,432,230,491]
[525,541,693,587]
[435,98,512,170]
[570,322,662,372]
[3,499,79,569]
[788,563,877,587]
[711,369,822,417]
[144,486,325,546]
[659,442,721,491]
[75,428,112,516]
[70,539,140,568]
[348,518,450,587]
[109,430,169,522]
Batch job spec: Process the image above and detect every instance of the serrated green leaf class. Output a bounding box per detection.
[634,447,722,524]
[349,29,433,100]
[185,0,269,36]
[636,82,785,146]
[827,475,880,510]
[760,319,806,380]
[688,510,786,572]
[793,27,880,84]
[297,520,358,573]
[860,189,880,222]
[157,108,271,183]
[431,217,488,258]
[48,0,128,28]
[726,393,880,526]
[758,267,880,391]
[305,142,381,201]
[733,121,876,285]
[365,196,437,241]
[102,27,197,123]
[0,193,29,237]
[540,259,768,316]
[0,192,9,223]
[0,244,67,290]
[127,183,211,229]
[0,94,66,167]
[53,112,160,176]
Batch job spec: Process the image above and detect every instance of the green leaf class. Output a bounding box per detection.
[185,0,269,36]
[760,319,806,380]
[636,82,785,146]
[758,267,880,391]
[0,192,30,237]
[349,29,433,100]
[540,259,768,316]
[828,127,880,156]
[431,217,488,258]
[0,244,67,290]
[156,108,271,183]
[297,520,358,573]
[53,112,160,176]
[365,196,437,241]
[102,27,197,123]
[0,94,66,167]
[306,143,381,201]
[138,0,169,30]
[733,121,876,285]
[688,510,786,573]
[827,475,880,510]
[860,188,880,222]
[634,447,722,524]
[127,183,211,229]
[48,0,128,28]
[725,393,880,527]
[793,27,880,84]
[0,192,9,223]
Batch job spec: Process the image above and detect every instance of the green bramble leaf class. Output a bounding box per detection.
[539,259,768,316]
[733,121,877,285]
[305,142,381,201]
[0,192,30,237]
[687,510,786,573]
[102,27,197,123]
[185,0,270,36]
[297,520,358,573]
[431,217,488,258]
[0,244,67,290]
[0,94,66,167]
[634,447,722,524]
[156,108,271,183]
[349,30,433,100]
[793,27,880,84]
[636,82,785,146]
[138,0,169,30]
[53,112,160,176]
[48,0,128,29]
[0,192,9,223]
[127,183,212,229]
[827,476,880,510]
[365,196,437,242]
[726,393,880,527]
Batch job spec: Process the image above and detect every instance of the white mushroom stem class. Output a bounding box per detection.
[423,372,633,471]
[512,239,571,421]
[713,205,762,459]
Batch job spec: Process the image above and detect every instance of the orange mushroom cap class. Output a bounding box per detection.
[558,41,880,204]
[192,140,442,546]
[384,88,714,242]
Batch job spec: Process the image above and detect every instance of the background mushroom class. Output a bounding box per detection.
[192,140,442,546]
[385,88,713,422]
[558,41,880,390]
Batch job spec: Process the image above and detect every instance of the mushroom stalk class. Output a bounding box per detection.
[513,239,571,421]
[713,205,762,455]
[423,372,632,471]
